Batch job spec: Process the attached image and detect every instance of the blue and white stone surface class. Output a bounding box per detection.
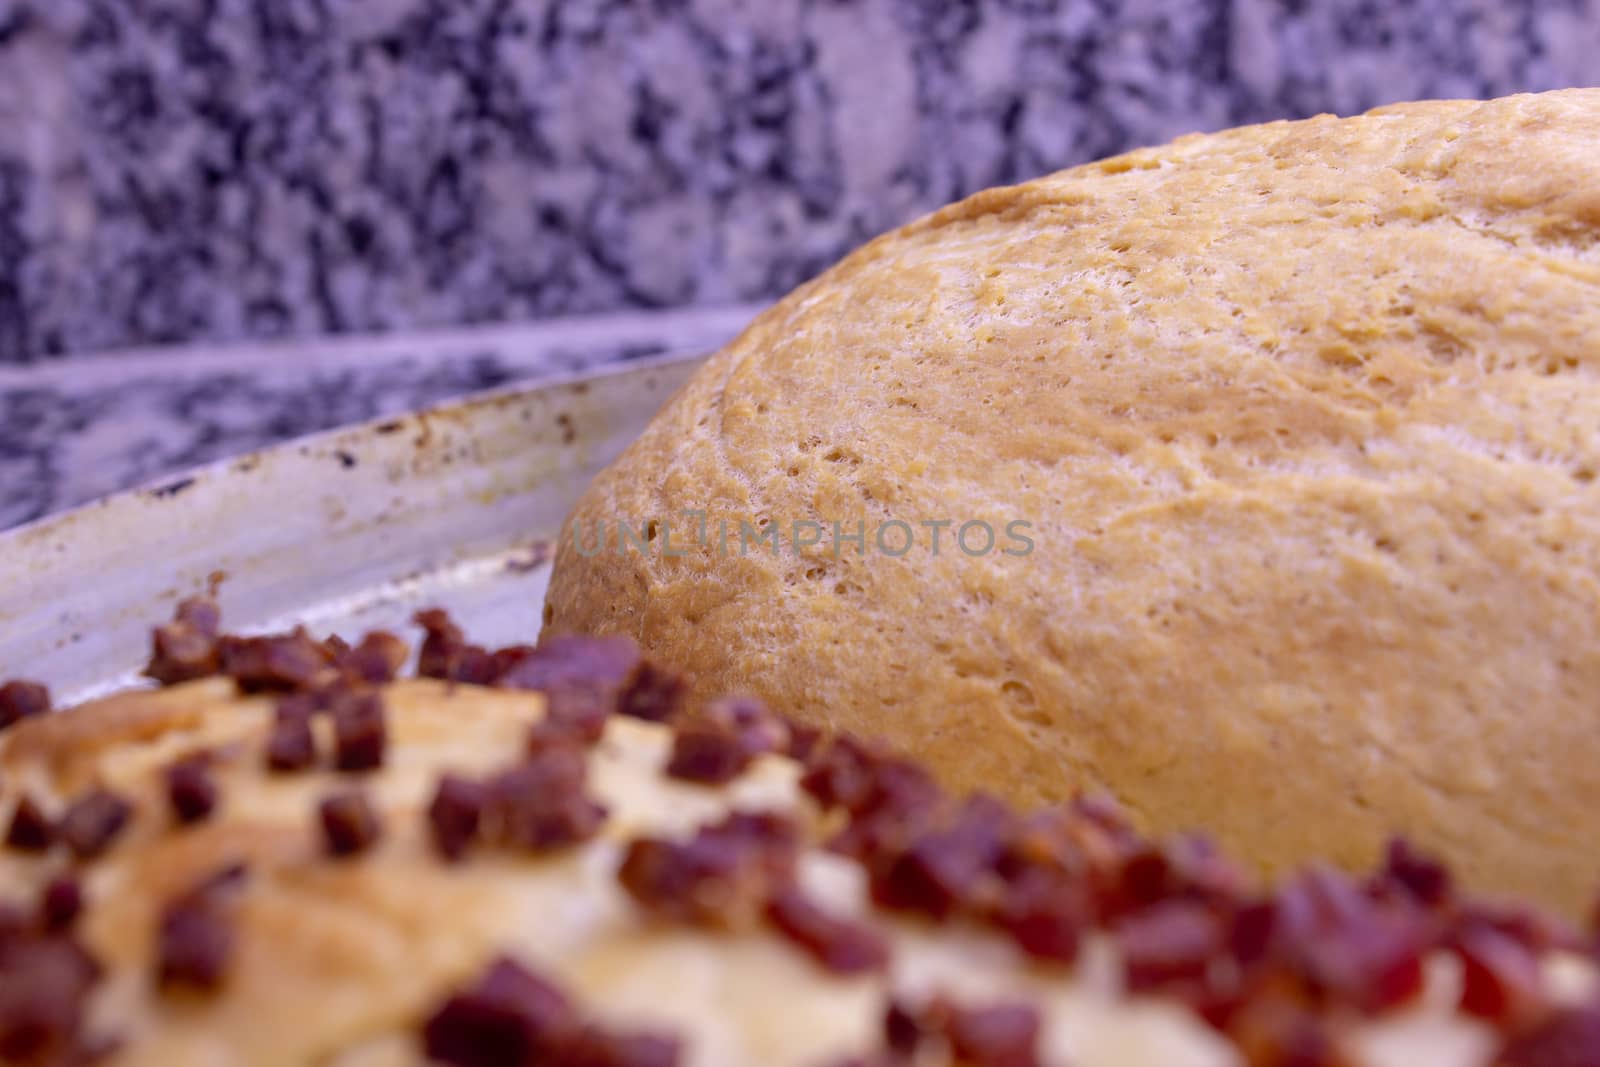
[0,0,1597,526]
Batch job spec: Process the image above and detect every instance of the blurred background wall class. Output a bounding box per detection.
[5,0,1598,361]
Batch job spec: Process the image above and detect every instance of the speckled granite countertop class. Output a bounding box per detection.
[5,0,1596,358]
[1,0,1596,529]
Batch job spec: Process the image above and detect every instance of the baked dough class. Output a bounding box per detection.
[1,675,1591,1067]
[546,89,1600,917]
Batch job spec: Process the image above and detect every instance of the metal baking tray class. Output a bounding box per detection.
[0,351,708,706]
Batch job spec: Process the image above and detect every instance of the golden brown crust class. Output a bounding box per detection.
[546,89,1600,917]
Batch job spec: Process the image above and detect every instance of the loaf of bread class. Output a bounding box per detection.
[545,89,1600,919]
[2,605,1597,1066]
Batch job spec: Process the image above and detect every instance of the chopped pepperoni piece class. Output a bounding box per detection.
[0,680,50,731]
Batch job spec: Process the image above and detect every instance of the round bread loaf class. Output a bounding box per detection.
[2,608,1598,1067]
[546,89,1600,919]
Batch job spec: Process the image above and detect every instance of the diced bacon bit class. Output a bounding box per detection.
[1454,923,1548,1029]
[989,867,1087,964]
[939,997,1044,1067]
[264,698,318,772]
[534,687,611,747]
[816,1056,902,1067]
[421,955,683,1067]
[156,866,248,993]
[1227,995,1348,1067]
[218,628,338,692]
[319,790,384,857]
[1452,901,1584,957]
[884,998,924,1054]
[1117,899,1227,993]
[428,774,487,862]
[617,812,799,929]
[38,877,83,933]
[496,632,686,726]
[782,716,823,763]
[482,745,607,851]
[0,922,107,1065]
[868,795,1012,921]
[144,597,222,685]
[0,680,50,732]
[1497,1003,1600,1067]
[665,696,790,785]
[335,631,410,684]
[766,887,889,974]
[414,609,498,685]
[1111,834,1248,921]
[617,662,687,724]
[563,1027,684,1067]
[802,737,942,860]
[800,734,903,813]
[497,634,639,696]
[6,795,54,852]
[840,995,1044,1067]
[157,898,233,992]
[1267,867,1427,1015]
[56,789,133,860]
[166,755,218,824]
[330,687,387,772]
[421,744,607,863]
[1374,836,1453,910]
[422,956,576,1067]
